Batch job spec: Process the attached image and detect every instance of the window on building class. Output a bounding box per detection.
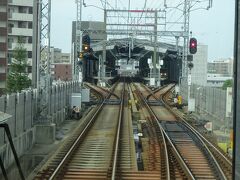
[29,7,33,14]
[19,6,27,13]
[28,22,32,29]
[28,37,32,44]
[28,51,32,58]
[18,21,27,28]
[27,66,32,73]
[8,7,14,14]
[20,37,27,43]
[7,52,13,64]
[8,23,14,28]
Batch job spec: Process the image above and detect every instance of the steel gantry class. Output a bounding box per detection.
[34,0,83,123]
[33,0,51,123]
[73,0,83,82]
[32,0,214,122]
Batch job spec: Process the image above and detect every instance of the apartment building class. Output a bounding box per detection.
[207,58,233,87]
[8,0,33,72]
[0,0,8,93]
[0,0,34,94]
[191,44,208,86]
[208,58,233,76]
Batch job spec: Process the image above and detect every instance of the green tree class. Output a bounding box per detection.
[7,38,31,93]
[222,79,233,90]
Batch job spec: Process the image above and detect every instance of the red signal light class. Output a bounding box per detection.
[189,38,197,54]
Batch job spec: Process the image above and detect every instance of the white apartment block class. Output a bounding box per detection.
[8,0,34,77]
[208,58,233,77]
[0,0,8,91]
[191,44,208,86]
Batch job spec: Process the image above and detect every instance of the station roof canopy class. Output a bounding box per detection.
[92,38,181,55]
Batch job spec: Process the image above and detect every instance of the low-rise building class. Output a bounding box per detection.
[50,47,71,64]
[50,47,71,81]
[51,63,72,81]
[208,58,233,76]
[207,73,232,87]
[191,44,208,86]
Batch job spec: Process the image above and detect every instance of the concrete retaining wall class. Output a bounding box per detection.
[0,81,80,168]
[0,127,35,168]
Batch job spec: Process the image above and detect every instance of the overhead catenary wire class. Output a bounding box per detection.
[137,0,147,23]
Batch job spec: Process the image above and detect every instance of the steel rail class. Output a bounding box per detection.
[146,85,167,100]
[137,85,195,179]
[111,81,125,180]
[182,120,228,180]
[84,83,108,99]
[48,101,105,180]
[161,86,229,179]
[48,82,119,180]
[132,83,172,180]
[161,86,232,168]
[184,120,232,166]
[97,84,120,99]
[84,83,106,102]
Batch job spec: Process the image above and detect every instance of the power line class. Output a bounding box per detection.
[137,0,147,23]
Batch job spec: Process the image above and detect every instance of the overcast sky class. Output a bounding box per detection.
[51,0,235,61]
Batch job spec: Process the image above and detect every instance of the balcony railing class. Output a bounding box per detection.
[8,12,33,21]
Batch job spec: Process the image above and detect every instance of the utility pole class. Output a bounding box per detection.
[153,10,158,86]
[75,0,83,82]
[98,55,103,82]
[102,1,107,81]
[183,0,190,79]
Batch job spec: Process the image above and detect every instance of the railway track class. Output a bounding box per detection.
[162,87,232,179]
[129,83,170,179]
[33,81,231,179]
[134,83,232,179]
[34,82,129,179]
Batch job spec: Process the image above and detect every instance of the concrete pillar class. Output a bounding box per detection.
[32,0,38,88]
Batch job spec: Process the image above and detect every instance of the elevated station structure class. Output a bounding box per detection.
[72,8,187,86]
[90,38,181,85]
